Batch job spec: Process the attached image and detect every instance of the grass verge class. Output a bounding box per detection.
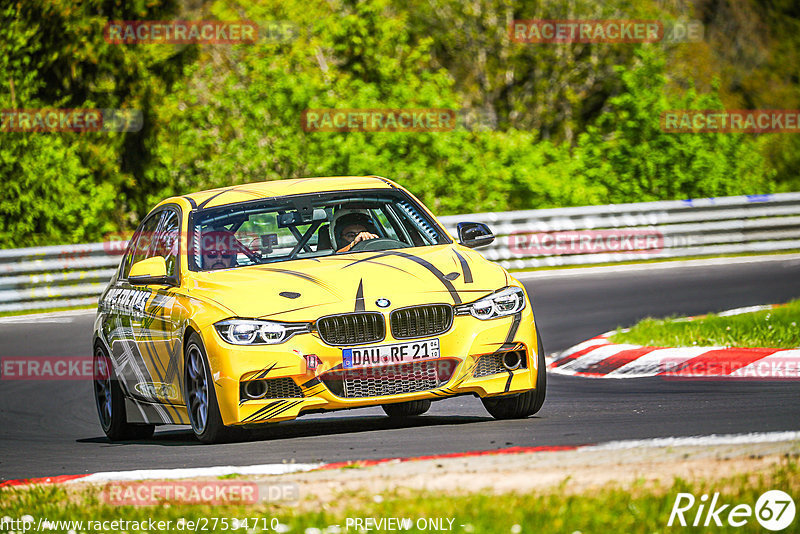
[0,460,797,533]
[610,299,800,348]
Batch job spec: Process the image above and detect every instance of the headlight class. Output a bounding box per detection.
[214,319,311,345]
[455,287,526,320]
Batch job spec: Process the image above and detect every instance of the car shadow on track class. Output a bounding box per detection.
[77,414,496,446]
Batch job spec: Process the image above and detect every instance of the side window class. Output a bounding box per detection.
[152,209,181,278]
[122,214,162,278]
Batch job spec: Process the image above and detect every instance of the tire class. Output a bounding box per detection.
[382,399,431,417]
[481,325,547,419]
[185,332,242,444]
[93,345,155,441]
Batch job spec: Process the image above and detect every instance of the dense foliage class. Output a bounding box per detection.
[1,0,797,247]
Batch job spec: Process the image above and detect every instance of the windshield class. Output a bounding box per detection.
[188,189,450,271]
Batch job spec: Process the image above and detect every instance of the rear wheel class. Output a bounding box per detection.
[185,333,241,444]
[382,399,431,417]
[482,325,547,419]
[93,345,155,441]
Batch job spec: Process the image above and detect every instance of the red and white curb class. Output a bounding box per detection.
[2,431,799,488]
[547,305,799,379]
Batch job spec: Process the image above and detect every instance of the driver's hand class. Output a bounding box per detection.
[352,232,378,244]
[339,232,379,253]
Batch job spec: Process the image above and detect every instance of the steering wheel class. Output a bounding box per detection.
[349,237,411,252]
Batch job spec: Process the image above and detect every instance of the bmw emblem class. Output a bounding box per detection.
[376,298,391,308]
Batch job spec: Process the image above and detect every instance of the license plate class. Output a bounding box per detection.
[342,339,440,369]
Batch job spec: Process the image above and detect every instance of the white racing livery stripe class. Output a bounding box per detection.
[583,431,800,451]
[70,463,324,484]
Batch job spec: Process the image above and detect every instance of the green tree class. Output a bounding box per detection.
[576,47,772,203]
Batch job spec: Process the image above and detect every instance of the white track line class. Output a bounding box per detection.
[0,309,95,324]
[72,463,323,484]
[583,431,800,451]
[516,253,800,279]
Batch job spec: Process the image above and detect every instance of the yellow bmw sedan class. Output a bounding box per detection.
[93,176,546,443]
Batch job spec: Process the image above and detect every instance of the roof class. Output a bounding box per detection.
[160,176,397,211]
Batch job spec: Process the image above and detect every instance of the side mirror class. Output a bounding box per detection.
[129,256,172,285]
[457,222,494,248]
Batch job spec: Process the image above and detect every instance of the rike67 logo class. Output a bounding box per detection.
[669,490,796,531]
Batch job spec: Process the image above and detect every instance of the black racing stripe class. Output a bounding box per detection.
[197,187,266,210]
[196,189,232,210]
[301,377,321,388]
[249,399,304,423]
[370,175,397,188]
[503,370,514,392]
[498,312,522,393]
[257,267,323,284]
[255,362,278,380]
[264,399,304,420]
[346,258,415,276]
[259,303,321,318]
[135,311,183,423]
[349,251,461,304]
[354,279,365,312]
[504,312,522,344]
[242,400,285,423]
[341,252,394,268]
[184,196,197,209]
[453,250,473,283]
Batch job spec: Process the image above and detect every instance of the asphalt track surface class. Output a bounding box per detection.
[1,256,799,480]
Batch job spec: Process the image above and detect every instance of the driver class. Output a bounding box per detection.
[335,213,379,253]
[200,230,238,270]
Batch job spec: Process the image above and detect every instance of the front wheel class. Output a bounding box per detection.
[185,333,241,443]
[481,325,547,419]
[93,346,155,441]
[382,399,431,417]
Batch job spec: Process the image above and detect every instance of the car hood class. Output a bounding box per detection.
[185,245,509,321]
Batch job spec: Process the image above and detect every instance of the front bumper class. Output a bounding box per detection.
[201,306,541,426]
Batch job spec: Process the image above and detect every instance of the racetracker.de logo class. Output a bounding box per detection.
[101,481,259,506]
[0,109,142,132]
[660,356,800,381]
[510,19,663,43]
[661,110,800,133]
[104,20,258,44]
[301,108,457,133]
[508,229,664,256]
[1,357,95,380]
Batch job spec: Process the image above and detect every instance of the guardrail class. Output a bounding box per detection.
[2,192,799,313]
